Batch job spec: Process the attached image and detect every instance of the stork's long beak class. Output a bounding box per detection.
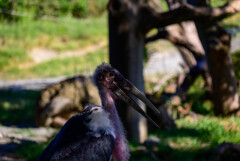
[113,80,161,128]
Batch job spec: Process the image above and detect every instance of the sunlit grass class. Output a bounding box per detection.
[211,0,229,7]
[0,47,30,70]
[0,46,108,80]
[11,115,240,161]
[0,16,107,74]
[0,16,107,40]
[186,77,214,115]
[221,13,240,27]
[130,116,240,161]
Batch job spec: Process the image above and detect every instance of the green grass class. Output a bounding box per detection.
[0,1,239,80]
[0,90,40,125]
[211,0,229,7]
[0,47,29,70]
[0,89,53,160]
[0,16,107,46]
[0,17,107,50]
[0,16,107,76]
[11,115,240,161]
[186,77,214,115]
[221,13,240,28]
[130,116,240,161]
[14,140,51,161]
[1,46,108,80]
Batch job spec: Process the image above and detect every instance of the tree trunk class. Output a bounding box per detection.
[194,0,239,115]
[108,0,147,142]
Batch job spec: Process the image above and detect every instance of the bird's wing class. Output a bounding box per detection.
[38,111,115,161]
[49,134,114,161]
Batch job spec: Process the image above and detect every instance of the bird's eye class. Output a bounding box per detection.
[109,72,114,78]
[98,74,104,81]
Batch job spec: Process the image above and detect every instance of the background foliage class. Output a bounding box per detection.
[0,0,108,20]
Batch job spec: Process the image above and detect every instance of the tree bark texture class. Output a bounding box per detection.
[194,0,239,115]
[197,23,239,115]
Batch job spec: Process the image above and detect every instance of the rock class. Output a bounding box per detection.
[35,75,101,127]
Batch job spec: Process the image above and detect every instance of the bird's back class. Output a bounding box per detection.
[38,105,115,161]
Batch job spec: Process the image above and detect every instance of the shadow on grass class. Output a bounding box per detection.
[13,139,52,161]
[0,139,44,159]
[131,127,216,161]
[0,89,40,126]
[151,127,214,161]
[0,89,58,160]
[131,146,214,161]
[9,127,216,161]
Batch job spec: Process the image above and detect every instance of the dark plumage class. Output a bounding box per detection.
[38,105,114,161]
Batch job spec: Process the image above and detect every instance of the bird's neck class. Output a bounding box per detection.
[99,87,123,135]
[99,87,130,161]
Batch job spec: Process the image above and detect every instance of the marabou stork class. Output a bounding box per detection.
[38,63,161,161]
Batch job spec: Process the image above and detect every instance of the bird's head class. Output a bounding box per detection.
[93,63,161,127]
[93,63,123,91]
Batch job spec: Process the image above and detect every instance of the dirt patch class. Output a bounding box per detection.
[18,41,107,69]
[30,48,57,63]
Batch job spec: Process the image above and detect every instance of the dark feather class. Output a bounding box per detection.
[38,109,114,161]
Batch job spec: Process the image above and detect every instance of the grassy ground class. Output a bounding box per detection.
[0,90,39,125]
[0,2,239,80]
[10,111,240,161]
[11,115,240,161]
[1,46,108,80]
[0,16,108,80]
[130,116,240,161]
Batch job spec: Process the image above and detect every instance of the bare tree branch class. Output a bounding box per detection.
[145,27,203,58]
[139,0,240,33]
